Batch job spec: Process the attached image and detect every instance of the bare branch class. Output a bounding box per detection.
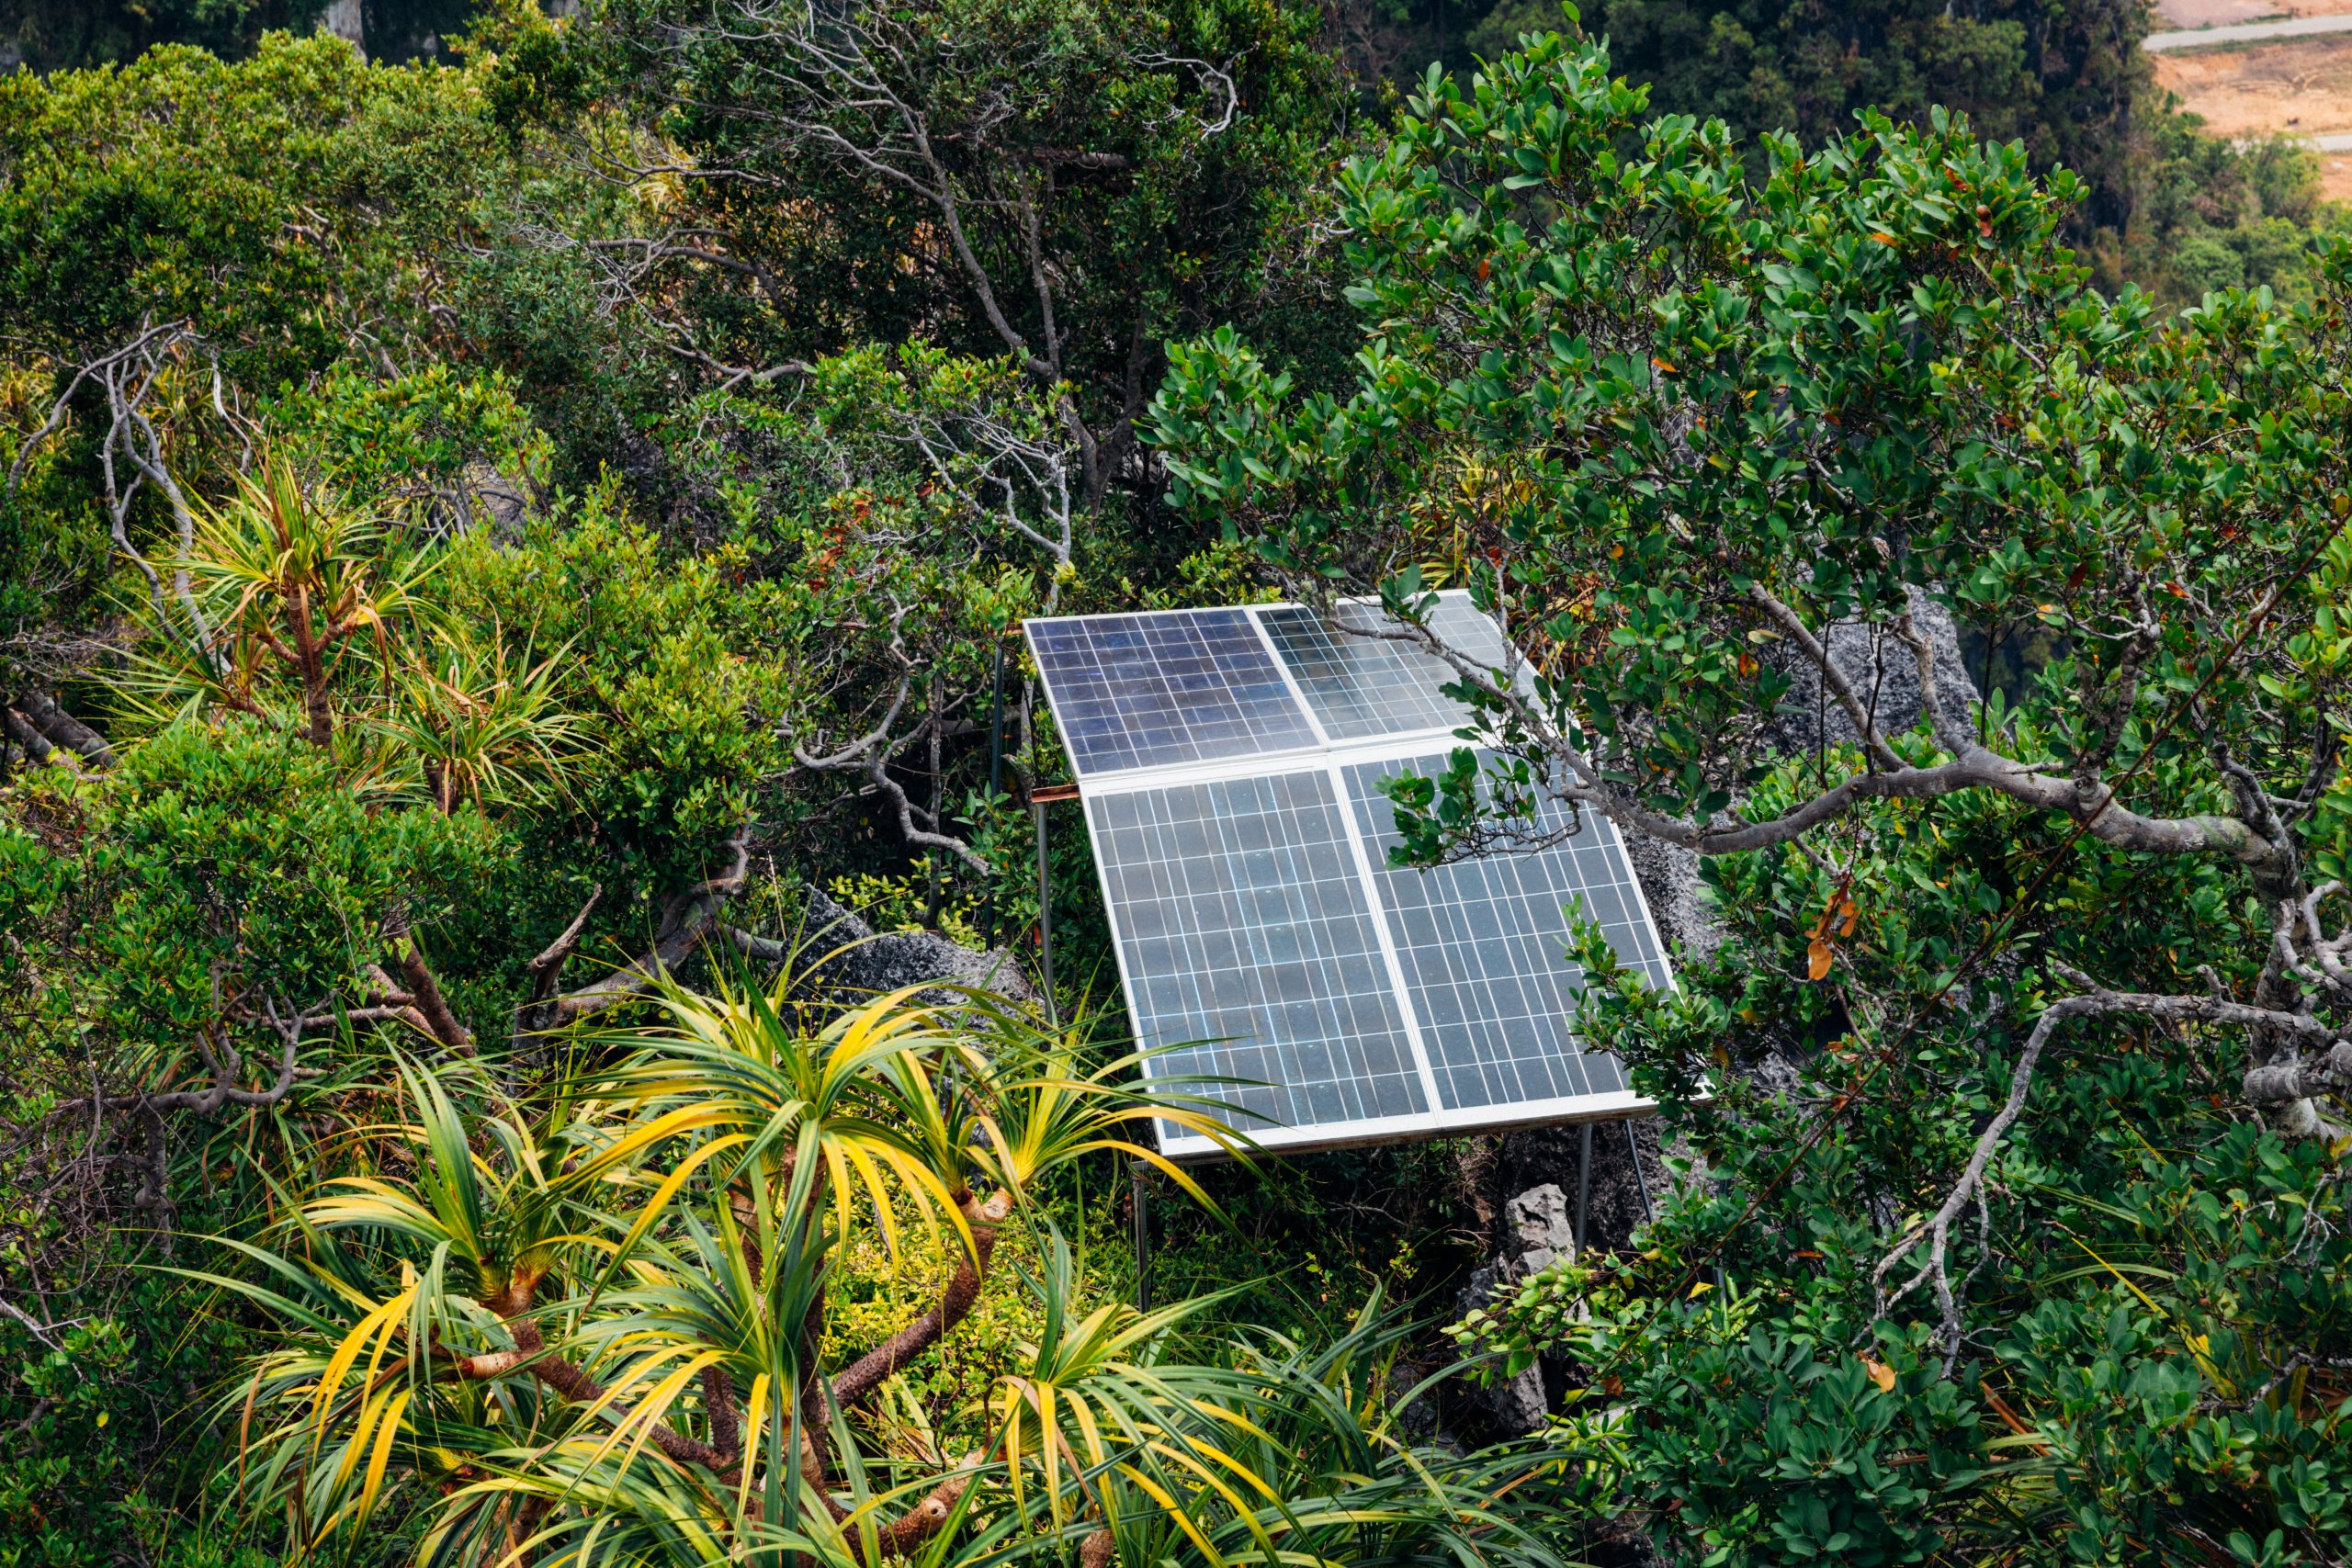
[551,820,756,1022]
[382,906,476,1055]
[1749,583,1905,772]
[1875,967,2352,1371]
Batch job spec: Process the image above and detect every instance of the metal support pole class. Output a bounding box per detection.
[1035,797,1057,1026]
[925,675,943,931]
[1626,1118,1655,1229]
[1575,1122,1592,1253]
[984,644,1005,949]
[1130,1159,1151,1314]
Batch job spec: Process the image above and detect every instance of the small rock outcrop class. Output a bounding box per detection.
[1622,830,1720,968]
[795,886,1039,1010]
[1504,1182,1577,1274]
[1769,589,1981,754]
[1498,1116,1669,1258]
[1450,1180,1597,1437]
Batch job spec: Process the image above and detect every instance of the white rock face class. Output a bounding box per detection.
[1505,1182,1575,1274]
[319,0,365,58]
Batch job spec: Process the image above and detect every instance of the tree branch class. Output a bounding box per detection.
[1875,966,2352,1371]
[551,820,756,1022]
[382,906,476,1055]
[829,1188,1012,1405]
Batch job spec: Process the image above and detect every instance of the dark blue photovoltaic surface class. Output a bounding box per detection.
[1026,610,1318,776]
[1028,597,1671,1153]
[1341,750,1667,1112]
[1089,770,1426,1134]
[1257,595,1518,740]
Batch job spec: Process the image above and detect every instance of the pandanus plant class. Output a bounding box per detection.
[198,975,1572,1568]
[198,968,1543,1568]
[166,458,422,746]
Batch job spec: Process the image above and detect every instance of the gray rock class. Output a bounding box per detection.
[1505,1182,1576,1275]
[469,468,531,540]
[1487,1363,1550,1435]
[796,886,1039,1010]
[1452,1260,1554,1437]
[317,0,364,55]
[1746,1048,1804,1100]
[1622,829,1722,967]
[1770,588,1981,754]
[1498,1116,1668,1257]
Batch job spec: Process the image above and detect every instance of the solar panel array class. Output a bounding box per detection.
[1023,609,1317,776]
[1026,592,1670,1158]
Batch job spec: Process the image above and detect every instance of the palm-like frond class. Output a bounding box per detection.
[359,624,589,814]
[596,973,986,1258]
[188,461,418,697]
[205,982,1574,1568]
[110,456,425,747]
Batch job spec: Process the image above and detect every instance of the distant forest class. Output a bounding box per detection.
[7,0,2333,304]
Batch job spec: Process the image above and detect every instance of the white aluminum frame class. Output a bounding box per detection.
[1030,593,1676,1163]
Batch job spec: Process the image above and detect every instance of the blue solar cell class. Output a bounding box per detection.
[1340,750,1669,1113]
[1089,771,1428,1135]
[1026,610,1318,776]
[1256,594,1517,740]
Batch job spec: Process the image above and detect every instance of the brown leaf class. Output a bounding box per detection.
[1861,1355,1896,1393]
[1807,937,1834,982]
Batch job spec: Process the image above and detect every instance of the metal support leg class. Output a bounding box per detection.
[1130,1159,1151,1314]
[984,645,1005,949]
[1575,1122,1592,1253]
[1626,1118,1654,1229]
[1035,799,1057,1026]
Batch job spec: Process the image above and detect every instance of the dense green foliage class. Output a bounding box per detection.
[6,5,2352,1566]
[1152,24,2352,1562]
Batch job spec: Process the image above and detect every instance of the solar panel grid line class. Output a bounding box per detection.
[1257,601,1460,742]
[1251,591,1535,746]
[1344,757,1558,1109]
[1077,785,1182,1148]
[1060,727,1541,795]
[1026,593,1674,1160]
[1082,770,1428,1149]
[1339,751,1674,1115]
[1024,609,1319,778]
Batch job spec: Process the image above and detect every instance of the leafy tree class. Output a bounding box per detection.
[0,32,513,694]
[2130,117,2344,305]
[210,981,1567,1567]
[1143,29,2352,1557]
[1469,0,2146,234]
[0,0,329,73]
[1453,749,2352,1561]
[1152,23,2352,1362]
[500,0,1355,512]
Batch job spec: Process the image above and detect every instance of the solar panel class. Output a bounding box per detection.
[1025,609,1317,777]
[1030,592,1671,1159]
[1257,596,1516,740]
[1088,771,1428,1136]
[1340,752,1670,1111]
